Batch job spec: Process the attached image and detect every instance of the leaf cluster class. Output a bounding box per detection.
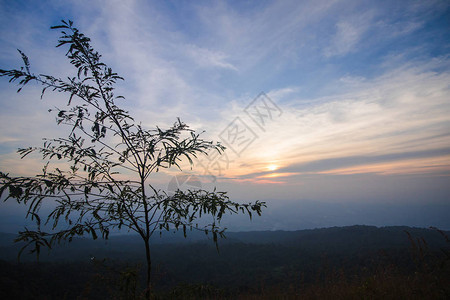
[0,20,265,259]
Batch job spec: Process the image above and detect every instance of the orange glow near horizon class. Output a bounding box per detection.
[258,172,301,179]
[316,155,450,176]
[210,154,450,185]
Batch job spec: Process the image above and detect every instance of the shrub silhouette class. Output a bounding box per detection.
[0,19,265,299]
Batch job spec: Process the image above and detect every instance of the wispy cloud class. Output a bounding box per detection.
[185,44,238,71]
[316,155,450,176]
[210,58,450,182]
[324,14,372,57]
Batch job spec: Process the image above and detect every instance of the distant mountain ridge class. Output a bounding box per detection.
[1,225,449,298]
[0,225,448,262]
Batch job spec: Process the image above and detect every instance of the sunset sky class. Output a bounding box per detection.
[0,0,449,231]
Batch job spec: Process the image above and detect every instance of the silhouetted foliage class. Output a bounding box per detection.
[0,20,265,298]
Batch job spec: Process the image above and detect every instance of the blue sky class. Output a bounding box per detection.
[0,0,449,231]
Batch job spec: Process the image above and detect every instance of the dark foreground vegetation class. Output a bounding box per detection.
[0,225,449,299]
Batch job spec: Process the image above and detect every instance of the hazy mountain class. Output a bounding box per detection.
[1,225,447,262]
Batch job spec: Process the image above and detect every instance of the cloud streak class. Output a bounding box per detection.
[210,58,450,183]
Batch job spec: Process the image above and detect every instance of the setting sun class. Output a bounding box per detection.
[267,164,278,171]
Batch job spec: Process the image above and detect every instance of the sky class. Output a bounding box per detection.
[0,0,449,231]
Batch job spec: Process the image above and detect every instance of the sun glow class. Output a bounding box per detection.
[267,164,278,171]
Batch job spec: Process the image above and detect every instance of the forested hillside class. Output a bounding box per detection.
[0,225,449,299]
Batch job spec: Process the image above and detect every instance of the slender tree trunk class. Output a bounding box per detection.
[144,239,152,300]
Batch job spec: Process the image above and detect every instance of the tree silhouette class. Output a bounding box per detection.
[0,20,265,298]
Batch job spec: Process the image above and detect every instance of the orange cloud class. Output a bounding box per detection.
[258,172,301,179]
[316,155,450,176]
